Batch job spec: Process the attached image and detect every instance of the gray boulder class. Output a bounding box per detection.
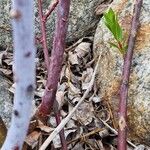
[93,0,150,145]
[0,0,109,49]
[0,74,13,127]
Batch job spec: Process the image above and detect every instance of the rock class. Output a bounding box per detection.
[0,116,7,148]
[93,0,150,145]
[0,0,110,49]
[0,73,13,127]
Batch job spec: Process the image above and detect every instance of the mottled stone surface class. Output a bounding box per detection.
[0,0,109,49]
[0,74,13,127]
[93,0,150,145]
[0,0,12,48]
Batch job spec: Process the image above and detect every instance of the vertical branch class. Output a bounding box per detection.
[37,0,68,148]
[37,0,70,121]
[37,0,59,69]
[1,0,36,149]
[38,0,49,69]
[117,0,143,150]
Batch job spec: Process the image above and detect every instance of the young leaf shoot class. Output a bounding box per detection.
[103,8,127,56]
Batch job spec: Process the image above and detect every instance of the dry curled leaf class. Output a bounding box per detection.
[68,52,79,65]
[134,145,145,150]
[68,82,81,95]
[0,68,12,76]
[75,42,91,58]
[92,96,101,103]
[81,68,93,90]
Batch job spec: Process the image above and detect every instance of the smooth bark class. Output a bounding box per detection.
[1,0,36,149]
[117,0,143,150]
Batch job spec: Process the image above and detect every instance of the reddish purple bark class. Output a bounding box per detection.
[117,0,143,150]
[38,0,49,69]
[37,0,70,120]
[37,1,68,149]
[38,0,59,69]
[44,0,59,22]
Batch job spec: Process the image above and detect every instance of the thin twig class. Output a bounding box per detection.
[53,101,68,150]
[65,38,84,52]
[117,1,143,150]
[99,119,136,148]
[39,55,101,150]
[67,128,105,145]
[38,0,50,69]
[65,36,93,52]
[37,0,58,69]
[44,0,59,22]
[106,101,117,129]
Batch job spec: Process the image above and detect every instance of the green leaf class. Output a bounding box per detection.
[115,21,123,41]
[103,9,115,37]
[103,8,123,41]
[103,8,127,55]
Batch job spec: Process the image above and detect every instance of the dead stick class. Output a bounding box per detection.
[67,128,106,145]
[117,1,143,150]
[100,119,136,148]
[54,101,68,150]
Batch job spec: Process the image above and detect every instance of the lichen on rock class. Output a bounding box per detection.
[0,0,109,49]
[0,74,13,127]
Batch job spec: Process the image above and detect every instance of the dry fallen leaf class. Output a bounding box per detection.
[48,116,57,127]
[75,42,91,58]
[92,96,101,103]
[25,131,41,149]
[75,102,94,125]
[68,52,79,65]
[71,143,84,150]
[0,68,12,76]
[37,124,54,133]
[56,91,65,109]
[68,82,81,95]
[81,68,93,90]
[52,134,61,148]
[134,145,145,150]
[35,89,44,98]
